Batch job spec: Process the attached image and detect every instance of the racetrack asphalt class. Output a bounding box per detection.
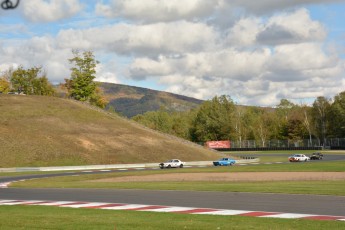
[0,154,344,221]
[1,187,344,217]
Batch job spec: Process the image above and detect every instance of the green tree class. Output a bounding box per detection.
[275,99,296,139]
[31,75,55,96]
[10,66,27,93]
[132,107,173,133]
[170,111,192,139]
[65,50,108,108]
[328,91,345,137]
[67,50,98,101]
[276,99,295,117]
[10,66,55,95]
[233,106,246,146]
[301,105,314,146]
[252,109,275,147]
[311,96,331,146]
[191,95,235,142]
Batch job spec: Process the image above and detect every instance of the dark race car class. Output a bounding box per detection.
[310,152,323,160]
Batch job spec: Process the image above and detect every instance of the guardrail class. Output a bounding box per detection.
[0,159,259,173]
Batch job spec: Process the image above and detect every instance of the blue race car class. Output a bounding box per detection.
[213,158,236,166]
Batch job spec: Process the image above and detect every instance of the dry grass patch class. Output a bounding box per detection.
[90,172,345,183]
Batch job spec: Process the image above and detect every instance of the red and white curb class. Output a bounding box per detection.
[0,199,344,221]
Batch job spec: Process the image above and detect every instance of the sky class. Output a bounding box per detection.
[0,0,345,106]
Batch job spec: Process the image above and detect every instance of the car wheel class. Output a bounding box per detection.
[179,164,183,168]
[167,165,171,168]
[305,159,307,162]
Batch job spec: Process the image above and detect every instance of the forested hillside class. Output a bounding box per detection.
[100,82,203,117]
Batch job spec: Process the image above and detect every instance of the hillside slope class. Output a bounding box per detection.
[0,95,220,167]
[100,83,203,117]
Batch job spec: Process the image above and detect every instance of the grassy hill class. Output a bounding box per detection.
[0,95,220,167]
[100,83,203,117]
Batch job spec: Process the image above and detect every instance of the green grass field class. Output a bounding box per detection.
[11,161,345,195]
[1,205,343,230]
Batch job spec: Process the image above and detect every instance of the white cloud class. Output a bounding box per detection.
[163,74,225,100]
[0,36,71,83]
[257,8,326,45]
[267,43,338,80]
[95,0,343,23]
[22,0,83,22]
[225,8,326,47]
[96,0,218,22]
[95,62,120,84]
[229,0,344,15]
[56,21,218,55]
[226,17,262,46]
[129,48,271,81]
[128,39,343,105]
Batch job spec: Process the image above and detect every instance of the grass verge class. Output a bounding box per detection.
[11,162,345,196]
[0,205,344,230]
[13,179,345,196]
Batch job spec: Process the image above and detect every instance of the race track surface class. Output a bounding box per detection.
[1,188,344,217]
[1,153,344,220]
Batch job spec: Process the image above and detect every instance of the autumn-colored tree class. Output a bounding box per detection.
[0,68,13,93]
[0,77,10,93]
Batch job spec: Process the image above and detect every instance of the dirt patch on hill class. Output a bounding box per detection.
[92,172,345,183]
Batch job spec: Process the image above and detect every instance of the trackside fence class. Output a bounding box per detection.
[199,138,345,151]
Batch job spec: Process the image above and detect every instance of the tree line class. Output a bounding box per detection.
[132,94,345,146]
[0,50,107,108]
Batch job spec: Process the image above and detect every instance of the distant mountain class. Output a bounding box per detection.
[99,82,203,117]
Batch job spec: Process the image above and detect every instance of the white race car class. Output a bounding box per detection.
[159,159,185,169]
[288,154,310,162]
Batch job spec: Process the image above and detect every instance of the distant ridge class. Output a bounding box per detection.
[100,82,203,117]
